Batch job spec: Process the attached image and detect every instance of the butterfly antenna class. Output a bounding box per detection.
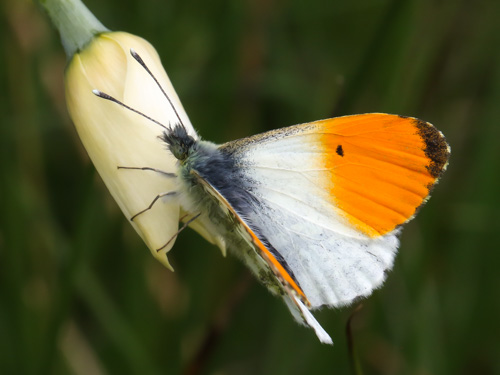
[129,48,187,131]
[92,90,169,131]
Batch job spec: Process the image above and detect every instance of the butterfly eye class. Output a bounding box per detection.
[161,125,196,161]
[169,143,189,161]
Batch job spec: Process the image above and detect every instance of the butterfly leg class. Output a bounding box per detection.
[157,213,201,252]
[130,191,177,221]
[117,165,178,220]
[117,166,176,178]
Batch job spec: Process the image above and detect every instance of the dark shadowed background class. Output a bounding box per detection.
[1,0,499,374]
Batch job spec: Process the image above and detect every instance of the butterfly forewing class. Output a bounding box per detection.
[218,113,449,308]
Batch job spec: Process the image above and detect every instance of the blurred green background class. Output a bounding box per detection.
[1,0,499,374]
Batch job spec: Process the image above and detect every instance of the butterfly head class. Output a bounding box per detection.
[161,123,197,162]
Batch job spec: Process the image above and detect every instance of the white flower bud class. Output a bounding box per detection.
[65,32,196,269]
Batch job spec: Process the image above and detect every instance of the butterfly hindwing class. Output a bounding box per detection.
[189,170,309,303]
[188,169,335,341]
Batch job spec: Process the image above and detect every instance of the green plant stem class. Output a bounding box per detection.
[36,0,108,57]
[346,304,364,375]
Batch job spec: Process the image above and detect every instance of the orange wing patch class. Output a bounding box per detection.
[318,114,449,237]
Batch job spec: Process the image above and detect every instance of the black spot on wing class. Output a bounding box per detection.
[336,144,344,157]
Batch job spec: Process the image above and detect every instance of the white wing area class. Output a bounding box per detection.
[229,131,401,309]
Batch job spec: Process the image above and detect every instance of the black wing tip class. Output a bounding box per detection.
[413,119,451,179]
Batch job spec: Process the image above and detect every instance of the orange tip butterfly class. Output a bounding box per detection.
[93,48,450,345]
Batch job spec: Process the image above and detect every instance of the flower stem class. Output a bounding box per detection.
[37,0,108,58]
